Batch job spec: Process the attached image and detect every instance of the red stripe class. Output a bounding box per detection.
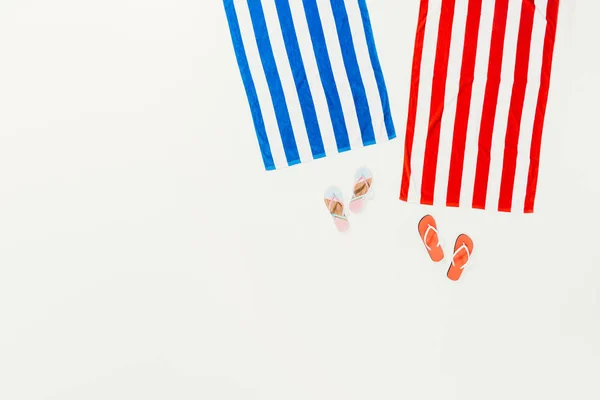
[525,0,560,213]
[497,1,536,212]
[445,0,483,207]
[420,0,456,205]
[400,0,429,202]
[471,0,510,210]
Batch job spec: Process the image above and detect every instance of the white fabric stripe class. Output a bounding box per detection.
[317,1,363,150]
[408,0,442,203]
[235,2,288,169]
[459,0,495,208]
[512,0,548,212]
[344,0,388,145]
[433,0,469,207]
[288,0,338,157]
[533,0,548,21]
[485,0,522,210]
[261,1,313,164]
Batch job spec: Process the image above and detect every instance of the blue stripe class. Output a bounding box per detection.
[329,0,375,146]
[302,0,351,152]
[357,0,397,140]
[223,0,275,170]
[247,0,300,166]
[274,0,326,159]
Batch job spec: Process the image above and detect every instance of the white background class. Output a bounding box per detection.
[0,1,598,399]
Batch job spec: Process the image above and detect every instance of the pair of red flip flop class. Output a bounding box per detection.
[418,215,474,281]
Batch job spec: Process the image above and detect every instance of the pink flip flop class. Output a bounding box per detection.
[324,186,350,232]
[349,167,373,214]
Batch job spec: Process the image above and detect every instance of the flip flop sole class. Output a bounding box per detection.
[354,166,373,182]
[324,186,349,233]
[447,234,474,281]
[418,214,444,262]
[349,198,366,213]
[350,167,373,214]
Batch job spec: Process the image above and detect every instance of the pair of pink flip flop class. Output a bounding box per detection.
[418,214,474,281]
[324,167,374,232]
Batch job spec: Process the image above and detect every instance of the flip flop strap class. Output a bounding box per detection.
[352,176,371,201]
[327,195,347,220]
[352,193,367,202]
[422,224,441,250]
[451,243,471,268]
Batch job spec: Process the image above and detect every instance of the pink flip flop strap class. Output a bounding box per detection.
[351,176,371,201]
[327,195,347,220]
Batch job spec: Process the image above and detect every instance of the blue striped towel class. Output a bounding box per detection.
[224,0,396,171]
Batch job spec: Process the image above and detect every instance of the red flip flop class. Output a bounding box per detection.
[447,234,474,281]
[417,214,444,262]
